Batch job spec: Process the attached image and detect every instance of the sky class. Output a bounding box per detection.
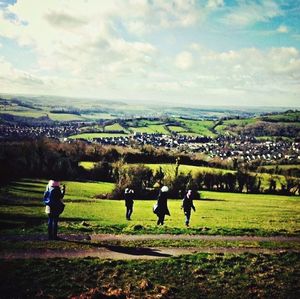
[0,0,299,107]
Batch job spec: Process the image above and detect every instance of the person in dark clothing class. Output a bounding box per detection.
[156,186,170,225]
[124,188,134,220]
[43,180,65,240]
[182,189,196,227]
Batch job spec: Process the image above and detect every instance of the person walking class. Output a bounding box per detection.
[182,189,196,227]
[43,180,65,240]
[124,188,134,220]
[155,186,170,225]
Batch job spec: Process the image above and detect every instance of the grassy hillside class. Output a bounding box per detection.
[1,179,299,236]
[79,162,293,192]
[215,118,257,135]
[214,112,300,137]
[1,252,298,298]
[128,124,170,135]
[68,132,128,139]
[176,118,216,137]
[104,123,127,132]
[260,111,300,122]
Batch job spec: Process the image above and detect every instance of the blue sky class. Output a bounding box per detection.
[0,0,299,107]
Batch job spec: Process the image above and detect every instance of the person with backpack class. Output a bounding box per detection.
[182,189,196,227]
[124,188,134,220]
[43,180,66,240]
[155,186,170,225]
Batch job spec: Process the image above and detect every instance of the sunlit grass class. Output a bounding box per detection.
[1,179,299,235]
[68,132,129,139]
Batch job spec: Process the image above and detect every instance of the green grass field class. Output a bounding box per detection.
[1,179,299,298]
[68,132,129,139]
[258,164,300,170]
[48,113,85,121]
[82,113,115,120]
[79,161,97,169]
[128,124,170,135]
[1,252,298,298]
[79,162,292,191]
[0,110,48,118]
[176,119,216,137]
[1,179,299,236]
[167,125,188,133]
[214,118,256,135]
[104,123,127,132]
[139,163,235,176]
[261,111,300,122]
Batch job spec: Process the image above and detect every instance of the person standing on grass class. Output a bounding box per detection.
[182,189,196,227]
[43,180,65,240]
[124,188,134,220]
[156,185,170,225]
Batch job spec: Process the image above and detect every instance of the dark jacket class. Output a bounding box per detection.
[44,186,65,216]
[182,194,195,212]
[124,191,134,207]
[156,191,170,216]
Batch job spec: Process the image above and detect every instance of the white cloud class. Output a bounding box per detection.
[222,0,283,27]
[0,0,160,82]
[0,0,299,106]
[123,0,205,35]
[206,0,224,9]
[0,57,45,92]
[277,25,289,33]
[175,51,194,70]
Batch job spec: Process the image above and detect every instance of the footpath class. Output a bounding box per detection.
[1,234,299,260]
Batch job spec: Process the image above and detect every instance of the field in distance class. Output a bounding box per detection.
[1,95,299,139]
[79,161,292,192]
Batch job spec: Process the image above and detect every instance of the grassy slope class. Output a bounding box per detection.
[215,118,257,135]
[68,132,129,139]
[176,118,216,137]
[104,123,126,132]
[0,253,299,298]
[140,163,235,175]
[1,179,299,236]
[261,111,300,122]
[258,164,300,170]
[168,125,188,133]
[78,162,294,191]
[128,124,170,134]
[128,163,289,190]
[0,179,299,298]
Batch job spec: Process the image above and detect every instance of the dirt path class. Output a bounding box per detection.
[1,233,300,243]
[89,233,300,243]
[1,246,298,260]
[0,233,299,260]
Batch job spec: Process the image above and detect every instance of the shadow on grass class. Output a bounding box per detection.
[0,201,42,207]
[61,238,172,257]
[17,179,46,185]
[200,198,225,202]
[0,213,87,230]
[9,186,42,194]
[104,244,172,257]
[9,181,44,188]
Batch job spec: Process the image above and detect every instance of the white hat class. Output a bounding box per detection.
[161,186,169,192]
[48,180,60,187]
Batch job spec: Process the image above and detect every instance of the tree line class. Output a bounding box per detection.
[0,138,299,197]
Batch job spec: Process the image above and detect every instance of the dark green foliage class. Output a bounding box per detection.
[111,164,155,199]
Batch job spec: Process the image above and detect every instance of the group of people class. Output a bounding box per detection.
[123,185,196,226]
[43,180,196,240]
